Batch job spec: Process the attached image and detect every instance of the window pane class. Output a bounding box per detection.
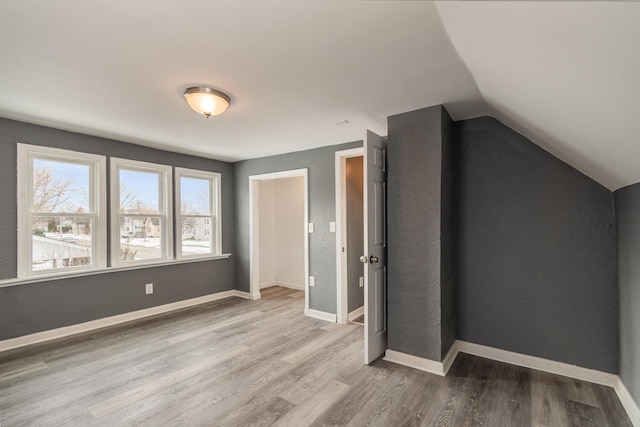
[119,216,162,261]
[180,177,211,215]
[119,169,160,214]
[33,159,89,213]
[181,217,213,256]
[32,216,92,271]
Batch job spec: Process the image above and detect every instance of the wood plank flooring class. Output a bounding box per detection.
[0,286,632,426]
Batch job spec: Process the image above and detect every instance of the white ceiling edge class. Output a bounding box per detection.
[435,1,640,191]
[0,1,483,165]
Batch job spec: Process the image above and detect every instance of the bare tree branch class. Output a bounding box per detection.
[33,165,75,212]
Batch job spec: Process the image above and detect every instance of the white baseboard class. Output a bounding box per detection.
[456,340,618,387]
[305,308,337,323]
[384,349,448,376]
[0,289,243,354]
[259,281,277,289]
[615,378,640,427]
[457,340,638,427]
[441,341,459,375]
[276,281,305,291]
[347,306,364,322]
[384,342,458,377]
[385,340,639,426]
[233,290,252,300]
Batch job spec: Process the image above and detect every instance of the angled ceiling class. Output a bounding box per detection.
[0,2,638,190]
[0,1,481,161]
[435,1,640,190]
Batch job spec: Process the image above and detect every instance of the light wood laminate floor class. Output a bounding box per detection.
[0,286,632,426]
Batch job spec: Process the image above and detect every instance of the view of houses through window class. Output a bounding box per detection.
[179,175,215,257]
[118,169,163,261]
[31,159,93,271]
[18,144,222,278]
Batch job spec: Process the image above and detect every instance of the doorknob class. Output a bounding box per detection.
[369,256,379,264]
[359,255,368,264]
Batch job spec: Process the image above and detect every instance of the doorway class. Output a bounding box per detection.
[335,147,365,324]
[249,169,309,313]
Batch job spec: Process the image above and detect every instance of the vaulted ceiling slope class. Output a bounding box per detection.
[0,1,480,162]
[436,1,640,191]
[0,2,637,190]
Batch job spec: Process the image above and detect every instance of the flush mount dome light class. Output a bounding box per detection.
[183,86,230,118]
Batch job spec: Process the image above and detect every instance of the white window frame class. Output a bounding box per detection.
[110,158,173,267]
[17,144,107,278]
[175,167,222,259]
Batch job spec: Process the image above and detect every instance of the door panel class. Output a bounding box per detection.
[364,130,388,364]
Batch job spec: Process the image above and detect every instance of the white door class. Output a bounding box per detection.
[362,130,387,364]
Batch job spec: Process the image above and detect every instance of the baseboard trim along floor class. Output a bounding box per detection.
[384,340,640,427]
[0,289,249,354]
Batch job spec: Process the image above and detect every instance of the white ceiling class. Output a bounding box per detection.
[0,1,638,190]
[435,1,640,190]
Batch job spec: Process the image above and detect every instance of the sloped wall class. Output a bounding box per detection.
[614,184,640,406]
[455,116,618,373]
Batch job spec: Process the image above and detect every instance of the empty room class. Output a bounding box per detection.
[0,1,639,426]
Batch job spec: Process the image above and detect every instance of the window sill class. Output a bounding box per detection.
[0,254,232,288]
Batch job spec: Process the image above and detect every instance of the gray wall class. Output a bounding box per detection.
[0,118,235,340]
[346,156,364,312]
[387,105,455,361]
[614,183,640,406]
[440,109,455,359]
[233,141,362,314]
[455,116,618,373]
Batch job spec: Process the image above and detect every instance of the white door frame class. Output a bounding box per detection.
[335,147,364,324]
[249,169,309,313]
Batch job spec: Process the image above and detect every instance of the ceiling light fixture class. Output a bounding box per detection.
[183,86,231,118]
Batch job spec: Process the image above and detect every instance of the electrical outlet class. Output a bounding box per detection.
[329,222,336,232]
[309,276,315,287]
[145,283,153,294]
[308,222,314,233]
[359,277,364,288]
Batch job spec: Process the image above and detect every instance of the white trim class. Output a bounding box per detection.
[385,340,639,426]
[259,281,277,289]
[276,281,305,291]
[455,340,639,426]
[110,158,173,267]
[442,341,459,375]
[456,340,618,387]
[233,290,252,300]
[347,305,364,322]
[615,377,640,427]
[0,254,232,288]
[384,349,448,376]
[259,281,305,291]
[335,147,364,324]
[0,289,246,354]
[17,143,107,278]
[249,169,309,314]
[174,167,222,259]
[305,308,337,323]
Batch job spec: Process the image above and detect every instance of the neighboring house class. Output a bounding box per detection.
[32,235,90,269]
[181,217,211,241]
[120,217,161,238]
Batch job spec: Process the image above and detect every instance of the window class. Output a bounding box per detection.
[175,168,221,258]
[111,158,172,266]
[17,144,106,277]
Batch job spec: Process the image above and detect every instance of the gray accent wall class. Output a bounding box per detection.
[614,183,640,406]
[233,141,362,314]
[346,156,364,312]
[455,116,618,373]
[0,118,235,340]
[387,105,455,361]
